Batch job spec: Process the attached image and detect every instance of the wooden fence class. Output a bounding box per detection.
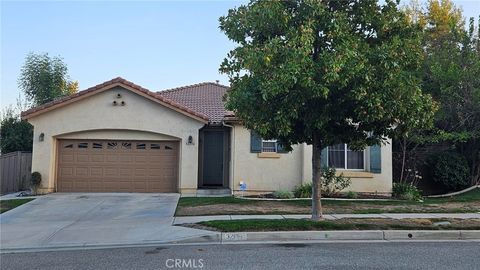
[0,151,32,194]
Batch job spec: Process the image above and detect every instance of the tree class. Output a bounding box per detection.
[0,106,33,154]
[220,0,436,219]
[18,52,79,106]
[406,0,480,186]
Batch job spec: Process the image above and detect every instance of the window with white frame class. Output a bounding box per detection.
[327,144,364,170]
[262,140,277,152]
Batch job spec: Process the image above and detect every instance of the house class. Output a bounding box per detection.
[21,77,392,196]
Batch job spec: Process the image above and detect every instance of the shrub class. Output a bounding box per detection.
[428,151,470,191]
[294,182,312,198]
[30,171,41,194]
[272,190,294,199]
[392,183,422,201]
[294,167,352,198]
[322,167,351,196]
[345,191,358,199]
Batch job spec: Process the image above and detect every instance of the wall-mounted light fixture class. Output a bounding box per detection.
[187,135,194,145]
[39,133,45,142]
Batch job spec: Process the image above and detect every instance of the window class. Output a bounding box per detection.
[78,142,88,149]
[261,140,277,153]
[136,143,146,150]
[150,143,161,149]
[64,144,73,148]
[121,142,132,149]
[107,142,118,149]
[92,143,103,149]
[327,144,364,170]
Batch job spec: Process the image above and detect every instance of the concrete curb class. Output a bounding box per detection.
[2,230,479,254]
[173,230,480,244]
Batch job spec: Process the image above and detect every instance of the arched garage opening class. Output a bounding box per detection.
[55,130,180,193]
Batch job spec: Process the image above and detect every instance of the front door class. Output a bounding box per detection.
[202,131,224,186]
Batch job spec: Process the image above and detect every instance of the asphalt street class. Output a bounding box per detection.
[1,241,479,270]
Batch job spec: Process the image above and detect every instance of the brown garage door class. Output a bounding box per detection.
[57,140,178,192]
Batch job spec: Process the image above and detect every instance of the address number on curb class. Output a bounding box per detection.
[223,233,248,241]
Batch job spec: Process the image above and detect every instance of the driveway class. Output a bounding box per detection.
[0,193,217,250]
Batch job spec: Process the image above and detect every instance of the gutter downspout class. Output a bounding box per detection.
[222,121,235,196]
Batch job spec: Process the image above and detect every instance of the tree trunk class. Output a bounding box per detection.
[400,137,407,183]
[312,133,323,220]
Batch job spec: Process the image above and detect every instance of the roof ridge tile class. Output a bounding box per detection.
[157,82,229,94]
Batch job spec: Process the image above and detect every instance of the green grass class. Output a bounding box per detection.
[198,218,480,232]
[199,219,360,232]
[0,199,34,213]
[424,188,480,203]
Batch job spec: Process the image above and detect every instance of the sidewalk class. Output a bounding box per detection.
[173,213,480,225]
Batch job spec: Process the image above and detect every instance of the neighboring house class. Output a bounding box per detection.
[21,77,392,196]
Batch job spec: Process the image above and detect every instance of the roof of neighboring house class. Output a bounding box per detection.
[21,77,210,123]
[157,82,232,124]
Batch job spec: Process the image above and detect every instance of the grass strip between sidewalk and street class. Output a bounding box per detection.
[0,199,34,213]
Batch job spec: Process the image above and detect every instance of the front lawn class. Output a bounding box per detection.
[175,188,480,216]
[192,218,480,232]
[0,199,34,213]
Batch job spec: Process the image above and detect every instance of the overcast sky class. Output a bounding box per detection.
[1,0,479,110]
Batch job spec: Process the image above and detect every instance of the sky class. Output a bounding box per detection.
[1,0,479,109]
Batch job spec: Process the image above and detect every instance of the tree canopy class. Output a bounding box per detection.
[220,0,436,219]
[0,106,33,154]
[405,0,480,185]
[19,52,78,106]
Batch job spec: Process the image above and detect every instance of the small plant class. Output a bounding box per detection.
[427,151,470,191]
[294,167,352,198]
[294,182,312,198]
[30,171,42,195]
[392,182,422,201]
[272,190,294,199]
[345,191,358,199]
[322,167,352,196]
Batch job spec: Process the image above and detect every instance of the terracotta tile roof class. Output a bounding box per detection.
[157,82,231,123]
[21,77,209,122]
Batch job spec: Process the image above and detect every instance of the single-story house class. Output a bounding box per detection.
[21,77,392,196]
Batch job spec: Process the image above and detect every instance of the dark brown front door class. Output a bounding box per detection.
[57,139,178,192]
[202,131,224,186]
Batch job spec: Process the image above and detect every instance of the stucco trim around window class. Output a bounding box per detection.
[257,152,281,158]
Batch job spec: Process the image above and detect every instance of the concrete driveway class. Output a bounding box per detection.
[0,193,217,250]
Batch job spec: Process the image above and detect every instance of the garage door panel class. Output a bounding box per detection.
[90,167,103,176]
[76,154,90,162]
[75,167,89,176]
[57,139,178,193]
[105,155,118,162]
[91,154,105,162]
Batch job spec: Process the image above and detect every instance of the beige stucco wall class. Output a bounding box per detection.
[230,125,304,192]
[27,86,205,193]
[231,125,393,195]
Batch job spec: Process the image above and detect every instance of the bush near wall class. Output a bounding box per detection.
[427,151,470,191]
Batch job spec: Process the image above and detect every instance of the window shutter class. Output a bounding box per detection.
[276,143,288,153]
[250,131,262,153]
[321,147,328,168]
[369,144,381,173]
